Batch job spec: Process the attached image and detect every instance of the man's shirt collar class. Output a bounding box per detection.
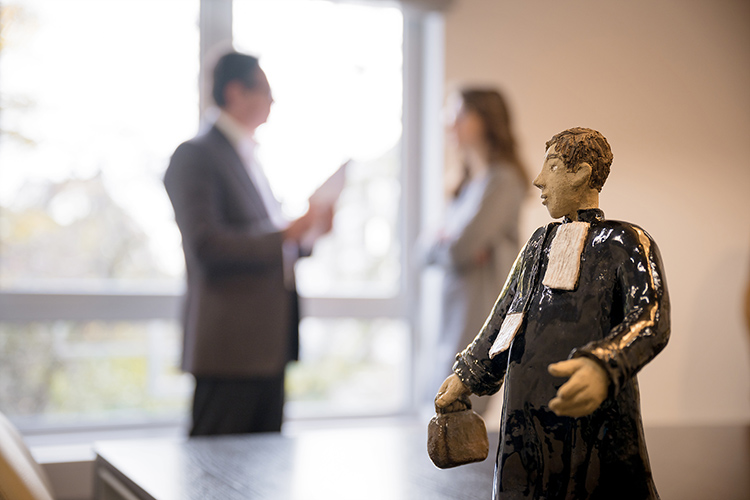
[213,109,256,150]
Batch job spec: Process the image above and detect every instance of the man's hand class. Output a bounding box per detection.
[285,204,335,246]
[311,204,334,236]
[435,373,471,413]
[283,208,316,244]
[548,357,610,417]
[283,209,314,243]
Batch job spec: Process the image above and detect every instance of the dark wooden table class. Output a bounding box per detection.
[94,423,750,500]
[94,426,499,500]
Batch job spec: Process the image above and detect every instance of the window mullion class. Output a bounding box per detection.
[0,292,181,322]
[199,0,233,115]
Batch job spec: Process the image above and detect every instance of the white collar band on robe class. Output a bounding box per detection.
[489,219,591,359]
[543,221,590,291]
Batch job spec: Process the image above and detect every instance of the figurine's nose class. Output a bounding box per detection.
[533,173,544,190]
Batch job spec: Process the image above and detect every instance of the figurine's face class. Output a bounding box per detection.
[533,145,589,219]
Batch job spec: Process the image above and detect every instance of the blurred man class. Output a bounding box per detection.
[164,52,331,436]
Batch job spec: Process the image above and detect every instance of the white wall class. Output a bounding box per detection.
[443,0,750,425]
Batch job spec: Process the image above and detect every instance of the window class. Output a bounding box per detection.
[285,318,410,418]
[233,0,403,297]
[232,0,409,417]
[0,0,436,430]
[0,0,196,290]
[0,0,199,429]
[0,320,186,428]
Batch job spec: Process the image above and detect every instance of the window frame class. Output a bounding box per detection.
[0,0,445,433]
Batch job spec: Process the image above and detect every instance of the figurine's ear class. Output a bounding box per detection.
[572,163,592,188]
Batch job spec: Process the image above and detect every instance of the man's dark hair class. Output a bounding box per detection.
[545,127,613,192]
[211,52,260,107]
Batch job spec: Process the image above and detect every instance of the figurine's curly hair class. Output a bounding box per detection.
[545,127,613,192]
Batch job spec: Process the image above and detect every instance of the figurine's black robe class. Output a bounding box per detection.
[454,209,669,500]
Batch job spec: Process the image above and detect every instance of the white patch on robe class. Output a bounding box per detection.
[543,221,590,291]
[489,312,524,359]
[488,221,590,358]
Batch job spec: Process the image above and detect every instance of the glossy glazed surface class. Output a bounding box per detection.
[454,209,670,500]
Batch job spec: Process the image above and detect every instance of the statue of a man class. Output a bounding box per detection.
[435,127,669,500]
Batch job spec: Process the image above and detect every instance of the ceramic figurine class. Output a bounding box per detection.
[434,127,670,500]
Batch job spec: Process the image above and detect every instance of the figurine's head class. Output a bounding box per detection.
[534,128,613,220]
[544,128,613,192]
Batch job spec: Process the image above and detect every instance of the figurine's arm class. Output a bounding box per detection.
[449,236,530,397]
[571,225,671,396]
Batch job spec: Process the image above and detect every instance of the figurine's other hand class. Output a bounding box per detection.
[435,373,471,413]
[548,358,610,417]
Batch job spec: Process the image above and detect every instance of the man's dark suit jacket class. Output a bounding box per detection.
[164,125,299,379]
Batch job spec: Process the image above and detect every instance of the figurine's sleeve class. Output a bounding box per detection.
[452,238,527,396]
[572,226,670,396]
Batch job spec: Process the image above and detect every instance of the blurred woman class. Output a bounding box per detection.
[424,88,528,414]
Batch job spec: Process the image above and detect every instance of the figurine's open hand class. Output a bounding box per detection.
[434,373,471,413]
[548,358,610,418]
